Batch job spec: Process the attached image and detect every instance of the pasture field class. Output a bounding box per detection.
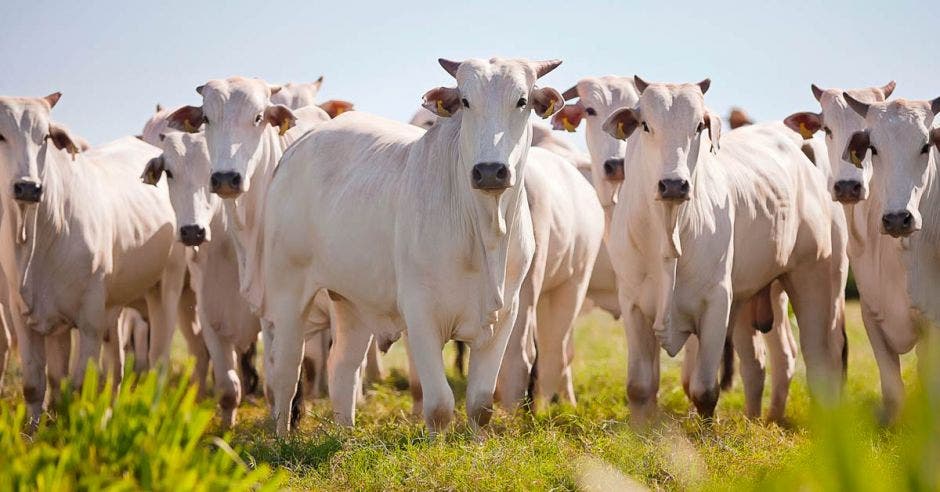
[1,300,938,491]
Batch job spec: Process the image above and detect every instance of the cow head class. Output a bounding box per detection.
[0,93,82,205]
[409,107,438,130]
[841,97,940,237]
[784,82,895,204]
[550,76,640,206]
[143,132,218,246]
[423,57,563,195]
[167,77,296,199]
[603,77,718,203]
[269,77,324,109]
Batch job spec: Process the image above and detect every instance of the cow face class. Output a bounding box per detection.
[0,94,81,205]
[167,77,296,199]
[143,132,218,246]
[424,57,563,195]
[843,97,940,237]
[603,77,718,203]
[269,77,323,109]
[552,76,639,205]
[784,82,895,204]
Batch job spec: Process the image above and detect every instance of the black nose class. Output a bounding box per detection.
[833,180,863,203]
[12,181,42,203]
[210,171,243,198]
[471,162,510,191]
[657,179,690,201]
[882,211,915,237]
[179,225,207,246]
[603,158,625,181]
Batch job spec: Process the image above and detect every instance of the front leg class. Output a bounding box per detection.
[467,298,520,429]
[623,303,660,424]
[401,300,453,433]
[689,288,732,419]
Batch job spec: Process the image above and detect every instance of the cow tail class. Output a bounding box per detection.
[719,335,735,391]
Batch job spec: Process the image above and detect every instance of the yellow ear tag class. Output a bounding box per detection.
[183,119,198,133]
[798,122,814,139]
[849,149,863,168]
[436,100,451,117]
[68,144,77,162]
[542,99,556,118]
[278,120,290,136]
[562,117,576,132]
[616,121,626,140]
[334,107,346,116]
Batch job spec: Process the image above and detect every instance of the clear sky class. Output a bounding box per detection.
[2,0,937,146]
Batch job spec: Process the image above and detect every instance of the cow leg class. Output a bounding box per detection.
[267,300,308,436]
[326,300,372,428]
[148,245,188,368]
[681,334,699,400]
[624,304,660,424]
[261,319,275,409]
[859,301,903,423]
[495,281,536,410]
[101,309,126,390]
[403,335,424,416]
[73,327,104,391]
[144,286,172,370]
[403,311,454,433]
[177,285,209,398]
[732,302,765,419]
[466,298,520,431]
[0,303,11,390]
[689,289,732,419]
[764,285,796,423]
[201,322,241,428]
[44,328,71,409]
[302,329,328,400]
[363,339,385,385]
[534,279,589,409]
[17,324,47,425]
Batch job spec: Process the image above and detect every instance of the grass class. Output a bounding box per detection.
[1,300,938,491]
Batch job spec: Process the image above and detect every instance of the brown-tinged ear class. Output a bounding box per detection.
[880,81,897,100]
[930,127,940,153]
[602,107,641,140]
[843,130,871,168]
[141,155,165,186]
[728,108,753,129]
[784,111,823,139]
[697,78,711,95]
[811,84,825,102]
[196,84,206,95]
[844,92,870,118]
[439,58,461,78]
[422,87,461,117]
[48,123,80,160]
[634,76,650,94]
[264,104,296,136]
[551,102,586,132]
[43,92,62,109]
[704,111,721,152]
[167,105,204,133]
[318,100,354,118]
[561,85,579,101]
[531,87,564,119]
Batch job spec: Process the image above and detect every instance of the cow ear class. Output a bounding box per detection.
[728,108,753,129]
[422,87,461,117]
[318,99,354,119]
[551,102,586,132]
[141,155,165,186]
[602,107,641,140]
[48,123,80,160]
[930,127,940,153]
[842,130,871,168]
[264,104,297,136]
[844,92,870,118]
[531,87,564,119]
[704,111,721,152]
[167,106,204,133]
[43,92,62,109]
[784,112,823,139]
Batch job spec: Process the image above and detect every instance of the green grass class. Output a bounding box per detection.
[2,301,938,491]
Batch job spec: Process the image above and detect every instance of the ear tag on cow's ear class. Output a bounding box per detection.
[334,106,347,117]
[798,122,814,140]
[562,117,576,132]
[183,119,198,133]
[67,144,78,161]
[278,120,290,136]
[436,100,451,117]
[616,121,626,140]
[849,149,863,168]
[541,99,556,118]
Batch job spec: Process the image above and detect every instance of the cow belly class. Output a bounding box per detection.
[107,225,175,306]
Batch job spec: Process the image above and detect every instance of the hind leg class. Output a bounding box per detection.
[495,282,536,410]
[534,279,589,409]
[326,300,373,427]
[732,301,766,419]
[764,284,796,423]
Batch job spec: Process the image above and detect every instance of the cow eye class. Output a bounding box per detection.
[165,169,174,179]
[516,97,527,108]
[641,122,650,133]
[586,108,596,116]
[254,114,263,124]
[823,126,833,138]
[921,143,930,155]
[0,134,5,142]
[869,145,878,155]
[461,98,470,109]
[202,115,210,125]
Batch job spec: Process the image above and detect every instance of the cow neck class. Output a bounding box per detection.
[416,116,531,322]
[916,151,940,245]
[225,127,281,314]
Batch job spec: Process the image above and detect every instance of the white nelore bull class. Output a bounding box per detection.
[259,58,565,435]
[0,94,187,423]
[783,82,927,421]
[600,77,847,420]
[552,76,801,421]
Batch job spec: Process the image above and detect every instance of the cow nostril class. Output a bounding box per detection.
[13,183,22,196]
[604,163,614,174]
[680,181,690,193]
[851,183,862,195]
[210,176,221,190]
[231,174,242,187]
[902,213,913,227]
[658,181,667,194]
[472,168,483,183]
[496,167,507,180]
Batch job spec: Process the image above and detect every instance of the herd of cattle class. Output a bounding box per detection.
[0,57,937,437]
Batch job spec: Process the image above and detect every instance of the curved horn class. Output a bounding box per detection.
[562,85,579,101]
[533,59,562,78]
[634,76,650,94]
[439,58,461,78]
[811,84,825,102]
[697,78,711,95]
[880,80,896,100]
[843,92,871,118]
[43,92,62,109]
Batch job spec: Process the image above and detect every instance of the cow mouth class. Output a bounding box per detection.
[835,196,862,205]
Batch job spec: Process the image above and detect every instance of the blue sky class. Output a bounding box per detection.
[2,1,937,146]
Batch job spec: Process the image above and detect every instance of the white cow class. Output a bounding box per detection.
[259,58,564,435]
[783,83,926,422]
[600,78,847,421]
[552,77,801,421]
[0,94,187,423]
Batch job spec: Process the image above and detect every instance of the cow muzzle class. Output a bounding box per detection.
[603,158,625,181]
[179,225,207,246]
[471,162,511,191]
[882,211,916,237]
[657,178,690,202]
[12,180,42,204]
[833,180,863,204]
[210,171,243,198]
